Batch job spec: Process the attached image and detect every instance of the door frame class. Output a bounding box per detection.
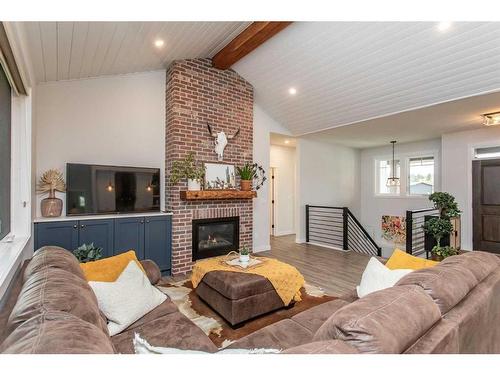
[465,141,500,250]
[270,167,276,236]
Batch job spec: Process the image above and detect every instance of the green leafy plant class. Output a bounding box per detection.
[169,152,205,184]
[236,163,267,190]
[432,245,458,259]
[428,192,461,219]
[239,246,250,255]
[73,243,103,263]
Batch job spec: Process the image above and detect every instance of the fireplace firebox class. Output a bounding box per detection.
[192,216,240,260]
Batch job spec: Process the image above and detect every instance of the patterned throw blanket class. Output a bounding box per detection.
[191,256,305,305]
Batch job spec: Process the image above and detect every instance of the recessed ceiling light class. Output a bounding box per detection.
[288,87,297,95]
[284,139,290,144]
[154,39,165,48]
[437,22,452,32]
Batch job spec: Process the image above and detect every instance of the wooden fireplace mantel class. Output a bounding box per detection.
[180,190,257,201]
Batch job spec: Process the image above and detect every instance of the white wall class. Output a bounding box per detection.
[360,139,441,257]
[34,71,166,217]
[252,104,292,251]
[296,138,360,243]
[270,145,296,236]
[442,127,500,250]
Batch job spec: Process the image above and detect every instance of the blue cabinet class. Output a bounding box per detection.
[79,219,114,258]
[114,217,145,259]
[34,214,172,275]
[35,220,79,250]
[145,216,172,274]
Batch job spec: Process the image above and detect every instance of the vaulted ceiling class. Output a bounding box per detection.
[21,21,250,82]
[233,22,500,136]
[19,21,500,144]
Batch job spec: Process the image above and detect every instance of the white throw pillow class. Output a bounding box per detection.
[89,260,167,336]
[133,333,281,354]
[356,257,412,298]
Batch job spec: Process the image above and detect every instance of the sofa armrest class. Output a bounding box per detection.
[281,340,359,354]
[140,260,161,285]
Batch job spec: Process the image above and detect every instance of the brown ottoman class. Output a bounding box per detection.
[195,271,287,327]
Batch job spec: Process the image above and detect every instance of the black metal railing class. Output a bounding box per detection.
[306,205,381,256]
[405,208,439,257]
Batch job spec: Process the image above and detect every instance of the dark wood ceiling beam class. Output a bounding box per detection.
[212,21,292,70]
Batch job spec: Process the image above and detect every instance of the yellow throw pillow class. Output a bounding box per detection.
[385,248,438,270]
[80,250,145,282]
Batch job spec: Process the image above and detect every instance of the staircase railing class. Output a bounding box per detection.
[405,208,439,257]
[306,205,381,256]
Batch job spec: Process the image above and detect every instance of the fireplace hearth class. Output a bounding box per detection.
[192,216,240,260]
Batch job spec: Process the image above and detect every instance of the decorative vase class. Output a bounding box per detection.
[41,190,62,217]
[239,254,250,263]
[240,180,252,191]
[187,179,201,191]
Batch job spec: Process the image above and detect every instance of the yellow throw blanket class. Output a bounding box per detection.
[191,256,305,305]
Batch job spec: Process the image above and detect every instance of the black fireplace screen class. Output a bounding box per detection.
[192,216,240,260]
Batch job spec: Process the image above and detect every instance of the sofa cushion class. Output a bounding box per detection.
[201,271,274,300]
[7,267,108,336]
[0,311,114,354]
[24,246,85,282]
[291,299,349,334]
[228,319,313,351]
[440,251,500,284]
[386,248,438,270]
[396,261,478,314]
[282,340,359,354]
[111,311,217,354]
[314,285,441,354]
[80,250,145,282]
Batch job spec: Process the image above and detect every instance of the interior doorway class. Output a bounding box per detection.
[269,133,296,237]
[473,158,500,254]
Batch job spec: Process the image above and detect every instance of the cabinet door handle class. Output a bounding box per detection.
[140,220,144,224]
[73,224,78,229]
[80,224,85,228]
[146,220,150,223]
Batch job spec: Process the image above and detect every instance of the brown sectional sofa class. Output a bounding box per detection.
[1,246,499,354]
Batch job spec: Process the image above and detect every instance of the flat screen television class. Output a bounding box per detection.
[66,163,161,216]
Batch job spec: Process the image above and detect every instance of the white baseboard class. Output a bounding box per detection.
[295,237,306,244]
[307,241,346,252]
[273,230,295,237]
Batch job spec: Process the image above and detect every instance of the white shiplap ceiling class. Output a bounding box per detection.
[21,21,250,83]
[233,22,500,136]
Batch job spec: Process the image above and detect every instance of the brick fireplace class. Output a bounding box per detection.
[165,58,254,275]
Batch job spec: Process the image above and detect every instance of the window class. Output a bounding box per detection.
[376,159,400,195]
[0,64,11,240]
[408,156,434,196]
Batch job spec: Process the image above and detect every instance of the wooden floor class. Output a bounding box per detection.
[261,235,371,296]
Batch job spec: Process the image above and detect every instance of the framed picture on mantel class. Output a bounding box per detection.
[204,163,236,190]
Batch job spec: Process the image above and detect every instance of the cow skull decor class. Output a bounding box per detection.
[206,122,240,161]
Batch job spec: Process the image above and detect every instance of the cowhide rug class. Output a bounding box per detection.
[157,279,336,348]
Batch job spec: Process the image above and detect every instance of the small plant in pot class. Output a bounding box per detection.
[73,243,103,263]
[170,152,205,191]
[239,246,250,263]
[422,192,461,260]
[236,163,266,191]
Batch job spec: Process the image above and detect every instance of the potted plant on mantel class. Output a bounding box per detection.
[422,192,461,261]
[236,162,266,191]
[37,169,66,217]
[170,152,205,191]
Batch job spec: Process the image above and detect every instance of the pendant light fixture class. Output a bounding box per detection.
[386,140,400,187]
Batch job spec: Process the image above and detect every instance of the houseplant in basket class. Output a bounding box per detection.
[170,152,205,191]
[37,169,66,217]
[236,162,266,191]
[422,192,461,260]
